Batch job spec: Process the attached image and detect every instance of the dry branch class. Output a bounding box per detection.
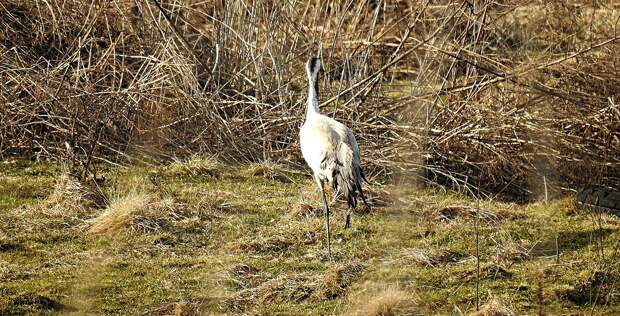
[1,0,618,200]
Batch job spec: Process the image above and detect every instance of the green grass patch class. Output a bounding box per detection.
[1,160,619,314]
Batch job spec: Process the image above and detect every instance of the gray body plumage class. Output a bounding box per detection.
[299,57,368,259]
[299,57,367,209]
[302,115,366,208]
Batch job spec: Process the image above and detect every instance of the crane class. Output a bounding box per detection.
[299,57,369,260]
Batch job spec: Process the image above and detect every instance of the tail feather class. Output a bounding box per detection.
[359,177,369,206]
[335,152,365,209]
[361,168,370,185]
[319,145,367,209]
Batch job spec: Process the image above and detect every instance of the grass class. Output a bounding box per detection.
[1,159,619,315]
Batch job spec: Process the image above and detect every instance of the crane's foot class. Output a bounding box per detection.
[344,214,351,229]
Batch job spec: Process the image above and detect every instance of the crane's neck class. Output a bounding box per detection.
[306,73,320,118]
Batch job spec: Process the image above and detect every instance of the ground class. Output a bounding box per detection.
[0,158,619,315]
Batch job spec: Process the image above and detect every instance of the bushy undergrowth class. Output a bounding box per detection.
[1,1,618,200]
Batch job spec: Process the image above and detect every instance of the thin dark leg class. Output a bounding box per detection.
[360,187,369,206]
[319,180,332,261]
[346,187,369,229]
[345,208,352,229]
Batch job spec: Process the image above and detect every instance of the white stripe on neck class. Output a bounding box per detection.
[306,72,320,117]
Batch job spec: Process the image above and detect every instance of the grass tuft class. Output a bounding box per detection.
[88,192,182,234]
[244,163,292,183]
[161,155,220,178]
[470,298,516,316]
[288,202,320,218]
[238,236,293,255]
[227,264,268,291]
[230,273,316,311]
[37,172,106,215]
[347,284,419,316]
[320,262,365,299]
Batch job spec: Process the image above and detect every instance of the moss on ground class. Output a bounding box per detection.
[1,159,619,315]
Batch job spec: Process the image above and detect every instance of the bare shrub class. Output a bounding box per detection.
[1,0,618,200]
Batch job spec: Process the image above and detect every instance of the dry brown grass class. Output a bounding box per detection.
[88,191,182,234]
[237,235,293,255]
[227,264,269,291]
[161,155,220,178]
[229,273,317,311]
[22,171,106,218]
[42,173,91,215]
[287,182,331,218]
[319,262,365,299]
[289,181,375,220]
[243,163,292,183]
[146,300,209,316]
[228,263,367,312]
[1,0,618,200]
[396,248,466,267]
[469,298,516,316]
[288,201,321,218]
[346,283,419,316]
[194,190,234,213]
[363,186,394,208]
[425,205,522,224]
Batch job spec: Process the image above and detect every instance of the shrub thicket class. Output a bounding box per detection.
[1,0,618,200]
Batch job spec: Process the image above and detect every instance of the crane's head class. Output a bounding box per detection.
[306,57,322,99]
[306,57,322,82]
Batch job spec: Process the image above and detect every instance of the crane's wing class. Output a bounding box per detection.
[299,119,340,180]
[300,115,368,208]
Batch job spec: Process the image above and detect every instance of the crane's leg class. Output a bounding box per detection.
[316,176,332,261]
[359,186,369,207]
[345,188,369,229]
[345,208,352,229]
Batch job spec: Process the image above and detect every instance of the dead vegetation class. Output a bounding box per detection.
[229,272,316,311]
[288,184,376,219]
[1,1,618,201]
[88,191,183,234]
[427,205,523,224]
[86,176,222,234]
[469,298,515,316]
[227,261,366,313]
[16,170,106,222]
[237,235,293,255]
[2,0,620,314]
[346,284,420,316]
[243,162,292,183]
[554,269,620,306]
[288,201,321,219]
[399,248,466,267]
[160,155,220,178]
[320,262,365,299]
[14,160,221,235]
